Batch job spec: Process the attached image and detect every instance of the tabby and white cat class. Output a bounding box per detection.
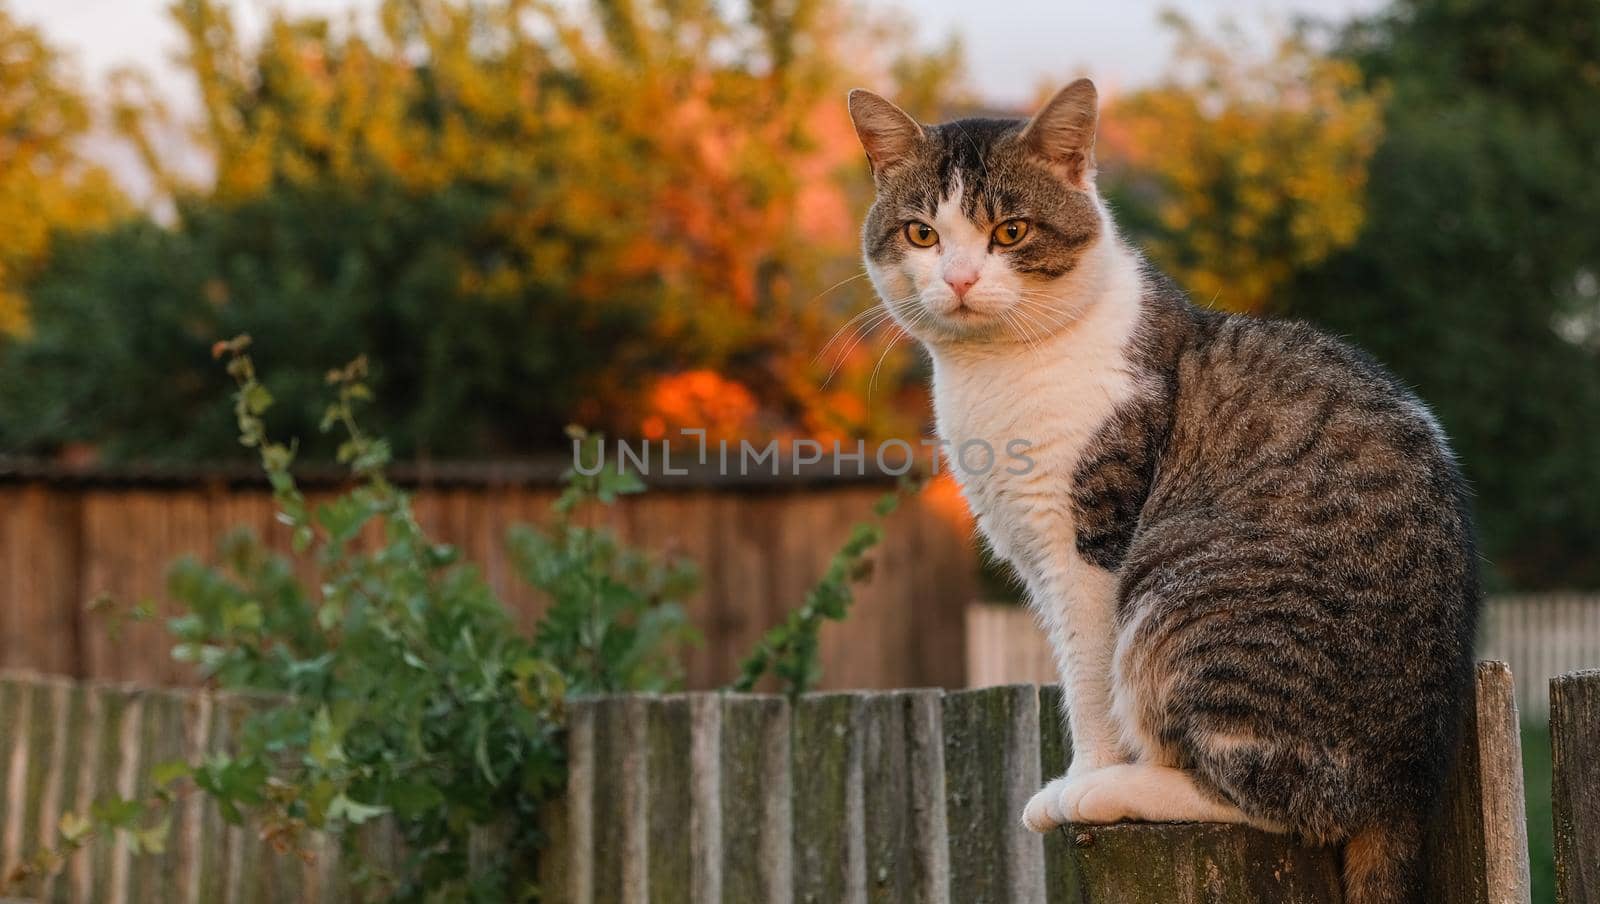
[847,79,1479,904]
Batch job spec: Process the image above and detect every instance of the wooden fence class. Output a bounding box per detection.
[0,466,980,692]
[6,663,1598,902]
[969,596,1600,718]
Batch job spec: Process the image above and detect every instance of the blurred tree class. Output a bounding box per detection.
[1289,0,1600,588]
[0,182,667,458]
[0,4,125,335]
[1,0,953,459]
[1099,15,1384,314]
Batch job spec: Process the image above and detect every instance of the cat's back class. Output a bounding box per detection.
[1155,298,1467,522]
[1133,291,1479,631]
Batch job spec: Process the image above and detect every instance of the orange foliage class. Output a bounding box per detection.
[642,370,762,442]
[1099,16,1383,313]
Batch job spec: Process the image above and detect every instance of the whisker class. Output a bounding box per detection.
[814,304,891,364]
[815,293,919,367]
[822,298,919,388]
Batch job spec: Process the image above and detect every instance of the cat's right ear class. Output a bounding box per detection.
[847,90,924,179]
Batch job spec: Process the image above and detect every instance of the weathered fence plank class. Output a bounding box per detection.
[644,696,695,904]
[861,690,948,904]
[1037,685,1080,904]
[553,700,595,904]
[1423,661,1533,904]
[792,693,866,904]
[721,694,790,904]
[39,682,86,904]
[588,697,647,904]
[942,684,1045,904]
[1552,668,1600,903]
[130,690,184,903]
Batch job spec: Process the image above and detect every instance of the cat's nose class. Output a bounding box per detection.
[944,267,979,300]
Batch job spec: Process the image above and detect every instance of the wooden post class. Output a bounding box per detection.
[1551,668,1600,903]
[1054,823,1342,903]
[1423,661,1533,904]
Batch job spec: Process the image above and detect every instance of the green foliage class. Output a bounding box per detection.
[12,340,698,902]
[0,184,659,460]
[159,336,571,901]
[509,431,700,696]
[731,484,913,697]
[1289,0,1600,588]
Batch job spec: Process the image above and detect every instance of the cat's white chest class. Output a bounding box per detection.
[929,293,1145,583]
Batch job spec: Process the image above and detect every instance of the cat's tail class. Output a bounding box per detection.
[1342,817,1424,904]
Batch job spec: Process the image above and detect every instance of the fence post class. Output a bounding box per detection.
[1423,660,1533,904]
[1551,668,1600,903]
[1040,680,1343,904]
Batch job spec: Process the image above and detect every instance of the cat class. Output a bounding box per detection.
[846,79,1480,904]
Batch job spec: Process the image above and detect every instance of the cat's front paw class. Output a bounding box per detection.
[1022,772,1096,832]
[1022,777,1070,832]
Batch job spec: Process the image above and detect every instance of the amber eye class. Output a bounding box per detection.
[992,219,1030,246]
[904,221,939,248]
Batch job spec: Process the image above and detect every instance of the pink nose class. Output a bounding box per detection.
[945,270,979,299]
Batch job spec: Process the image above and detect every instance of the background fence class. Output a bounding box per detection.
[968,596,1600,719]
[4,664,1567,903]
[0,463,980,692]
[9,461,1600,704]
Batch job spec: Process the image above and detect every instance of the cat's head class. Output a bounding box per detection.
[848,79,1110,347]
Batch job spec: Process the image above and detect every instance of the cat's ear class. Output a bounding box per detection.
[847,89,924,178]
[1022,78,1099,189]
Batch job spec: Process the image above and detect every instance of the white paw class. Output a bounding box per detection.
[1069,769,1136,824]
[1022,770,1099,833]
[1022,777,1069,832]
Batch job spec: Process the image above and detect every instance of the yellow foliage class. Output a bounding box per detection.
[105,0,944,440]
[0,6,126,334]
[1103,16,1384,313]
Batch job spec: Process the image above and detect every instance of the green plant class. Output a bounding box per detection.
[509,433,700,696]
[165,337,571,901]
[730,482,916,698]
[3,338,698,902]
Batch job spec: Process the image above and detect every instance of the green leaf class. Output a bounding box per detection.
[308,707,346,768]
[327,793,388,826]
[243,383,274,415]
[91,795,144,830]
[58,811,92,844]
[387,779,445,818]
[129,817,171,856]
[224,601,262,633]
[150,759,191,788]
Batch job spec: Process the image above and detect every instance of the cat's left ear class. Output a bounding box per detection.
[1022,78,1098,189]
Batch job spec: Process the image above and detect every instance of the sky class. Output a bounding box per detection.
[16,0,1388,106]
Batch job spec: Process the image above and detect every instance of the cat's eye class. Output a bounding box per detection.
[992,219,1030,247]
[904,221,939,248]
